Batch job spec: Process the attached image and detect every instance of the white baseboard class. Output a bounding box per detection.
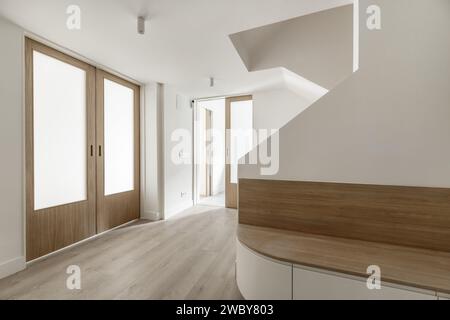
[165,201,194,219]
[0,256,26,280]
[142,210,161,221]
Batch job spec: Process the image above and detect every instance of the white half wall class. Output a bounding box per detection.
[241,0,450,188]
[0,16,26,279]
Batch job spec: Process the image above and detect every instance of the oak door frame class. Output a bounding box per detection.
[25,38,97,261]
[95,69,141,233]
[225,95,253,209]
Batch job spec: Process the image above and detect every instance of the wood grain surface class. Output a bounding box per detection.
[239,179,450,252]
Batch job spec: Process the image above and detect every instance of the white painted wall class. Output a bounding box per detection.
[163,85,193,218]
[252,87,316,131]
[141,83,164,221]
[241,0,450,189]
[196,107,207,196]
[0,16,26,279]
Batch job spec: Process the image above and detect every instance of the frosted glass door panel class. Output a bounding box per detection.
[33,51,87,211]
[104,79,135,196]
[230,100,253,184]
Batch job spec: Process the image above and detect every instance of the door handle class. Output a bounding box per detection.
[99,145,102,157]
[90,145,94,157]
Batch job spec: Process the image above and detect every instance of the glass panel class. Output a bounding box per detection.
[33,51,87,210]
[230,100,253,184]
[104,79,134,196]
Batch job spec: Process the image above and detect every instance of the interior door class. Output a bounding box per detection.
[225,95,253,209]
[26,38,96,261]
[96,70,140,233]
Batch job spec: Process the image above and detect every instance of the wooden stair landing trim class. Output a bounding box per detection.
[239,178,450,252]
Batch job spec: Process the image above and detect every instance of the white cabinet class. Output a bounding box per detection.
[236,241,292,300]
[236,240,440,300]
[293,266,437,300]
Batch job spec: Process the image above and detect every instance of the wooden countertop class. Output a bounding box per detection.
[238,224,450,294]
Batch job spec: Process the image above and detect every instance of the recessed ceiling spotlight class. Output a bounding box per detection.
[138,16,146,35]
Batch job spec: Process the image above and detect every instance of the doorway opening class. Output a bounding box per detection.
[194,95,253,209]
[194,98,226,207]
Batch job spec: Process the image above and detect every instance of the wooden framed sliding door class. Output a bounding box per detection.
[25,38,97,261]
[95,70,140,233]
[26,38,141,261]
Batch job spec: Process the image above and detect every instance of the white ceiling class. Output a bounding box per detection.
[0,0,352,98]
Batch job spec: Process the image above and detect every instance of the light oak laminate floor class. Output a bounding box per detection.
[0,206,243,300]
